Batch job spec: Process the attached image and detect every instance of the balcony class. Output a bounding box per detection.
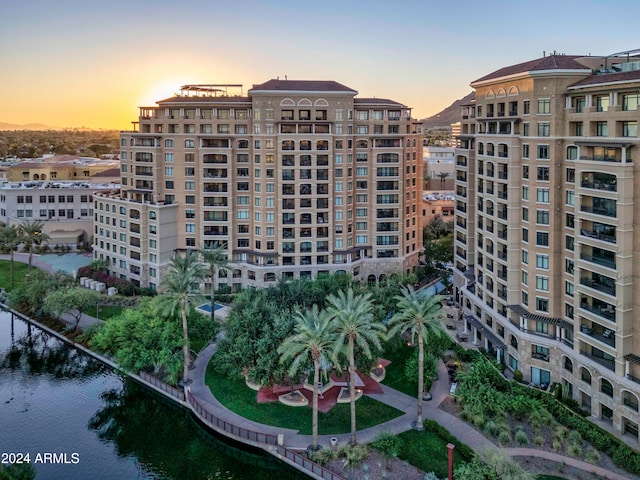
[580,253,615,269]
[580,228,616,244]
[580,346,615,371]
[580,301,616,322]
[580,205,616,218]
[580,277,615,296]
[581,180,617,192]
[580,323,615,347]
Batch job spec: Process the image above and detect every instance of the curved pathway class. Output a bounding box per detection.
[191,348,637,479]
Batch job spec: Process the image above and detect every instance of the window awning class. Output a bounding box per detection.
[624,354,640,365]
[575,141,634,148]
[507,304,570,329]
[464,314,505,348]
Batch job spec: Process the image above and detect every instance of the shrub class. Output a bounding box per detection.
[554,426,568,440]
[513,370,523,382]
[483,420,499,438]
[423,473,441,480]
[497,429,511,446]
[567,430,582,445]
[422,419,474,460]
[309,448,338,466]
[568,443,582,457]
[584,448,601,464]
[552,438,562,451]
[515,429,529,445]
[472,414,486,429]
[533,434,544,446]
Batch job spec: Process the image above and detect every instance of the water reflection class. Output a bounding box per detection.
[0,311,305,480]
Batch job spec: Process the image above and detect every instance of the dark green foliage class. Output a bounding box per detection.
[422,419,474,460]
[0,463,36,480]
[8,270,74,318]
[371,431,402,470]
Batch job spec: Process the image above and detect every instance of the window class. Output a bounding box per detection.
[537,145,550,159]
[565,281,574,296]
[536,188,549,203]
[537,122,550,137]
[537,99,550,114]
[522,250,529,264]
[522,227,529,242]
[565,235,574,251]
[522,270,529,285]
[566,190,575,206]
[536,254,549,269]
[536,276,549,291]
[536,210,549,224]
[523,100,530,115]
[185,139,195,148]
[185,224,195,233]
[567,146,578,160]
[165,167,174,176]
[522,144,530,158]
[237,210,249,219]
[535,298,549,312]
[537,167,549,181]
[522,207,529,221]
[523,123,530,136]
[622,121,637,137]
[596,121,608,136]
[596,95,609,112]
[622,93,639,111]
[522,165,529,179]
[536,232,549,246]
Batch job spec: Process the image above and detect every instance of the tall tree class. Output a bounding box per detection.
[159,250,207,385]
[326,289,385,444]
[18,220,50,269]
[0,224,23,288]
[278,305,335,450]
[43,287,101,330]
[437,171,450,189]
[199,244,229,324]
[388,286,444,429]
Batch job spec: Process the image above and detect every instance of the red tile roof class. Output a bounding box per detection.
[568,69,640,88]
[249,79,356,93]
[472,55,589,84]
[355,98,405,107]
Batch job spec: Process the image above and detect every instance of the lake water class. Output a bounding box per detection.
[0,310,305,480]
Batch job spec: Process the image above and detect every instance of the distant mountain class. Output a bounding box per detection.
[422,92,474,129]
[0,121,60,130]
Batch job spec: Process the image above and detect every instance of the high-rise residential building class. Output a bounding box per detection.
[453,50,640,441]
[93,80,423,291]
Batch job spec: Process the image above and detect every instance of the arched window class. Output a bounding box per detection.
[563,356,573,372]
[623,391,639,411]
[356,140,368,149]
[264,272,276,282]
[412,139,416,147]
[367,274,376,284]
[121,138,127,147]
[580,367,591,385]
[600,378,613,397]
[510,335,518,349]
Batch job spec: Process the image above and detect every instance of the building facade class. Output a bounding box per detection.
[0,180,118,246]
[93,80,423,290]
[453,51,640,441]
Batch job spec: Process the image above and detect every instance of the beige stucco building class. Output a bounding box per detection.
[453,50,640,442]
[93,80,423,290]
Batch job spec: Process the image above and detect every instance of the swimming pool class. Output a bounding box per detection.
[196,303,224,313]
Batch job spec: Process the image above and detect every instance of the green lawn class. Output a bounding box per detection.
[206,360,404,435]
[396,428,468,478]
[380,342,421,397]
[0,260,30,292]
[90,304,126,321]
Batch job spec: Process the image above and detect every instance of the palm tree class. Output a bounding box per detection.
[437,171,450,190]
[0,224,23,288]
[19,220,50,269]
[160,250,207,385]
[326,289,385,444]
[199,244,229,324]
[278,305,335,450]
[388,286,444,430]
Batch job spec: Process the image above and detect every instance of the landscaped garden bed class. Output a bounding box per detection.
[446,352,640,478]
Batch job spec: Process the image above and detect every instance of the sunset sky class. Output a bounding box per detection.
[3,0,639,130]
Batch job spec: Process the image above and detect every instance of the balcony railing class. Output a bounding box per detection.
[580,348,615,371]
[580,302,615,322]
[580,324,616,347]
[580,229,616,244]
[581,181,617,192]
[580,278,615,296]
[580,253,615,269]
[580,205,616,218]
